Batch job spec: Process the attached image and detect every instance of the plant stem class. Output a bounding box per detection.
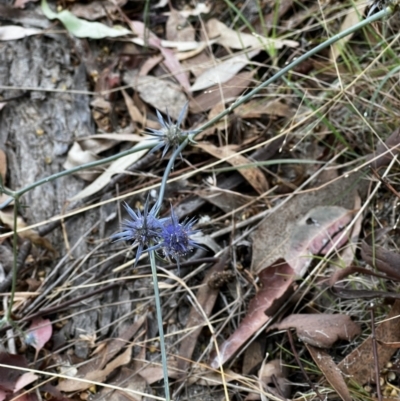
[7,195,20,321]
[149,250,170,401]
[154,139,189,214]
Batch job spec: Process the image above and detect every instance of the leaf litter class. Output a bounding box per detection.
[3,1,400,401]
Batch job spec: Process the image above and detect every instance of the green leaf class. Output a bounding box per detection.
[41,0,131,39]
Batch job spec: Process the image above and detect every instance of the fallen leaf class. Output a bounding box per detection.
[234,99,294,119]
[190,70,255,114]
[286,206,354,277]
[124,71,187,120]
[13,0,38,8]
[121,90,160,129]
[210,260,295,369]
[14,372,38,393]
[0,352,29,394]
[63,142,100,182]
[190,50,259,92]
[242,339,265,375]
[0,26,41,41]
[197,142,269,194]
[206,19,298,51]
[0,210,57,254]
[330,0,368,61]
[366,128,400,170]
[26,317,53,353]
[79,133,145,151]
[57,346,132,392]
[173,3,211,17]
[162,39,210,54]
[41,0,130,39]
[257,359,290,399]
[58,316,145,393]
[270,314,360,348]
[251,174,359,275]
[177,255,227,375]
[70,0,127,21]
[197,187,250,213]
[70,146,148,201]
[361,229,400,280]
[93,367,146,401]
[187,368,244,386]
[129,20,190,91]
[339,300,400,384]
[0,148,7,184]
[166,9,194,42]
[138,361,180,384]
[339,193,362,268]
[306,345,351,401]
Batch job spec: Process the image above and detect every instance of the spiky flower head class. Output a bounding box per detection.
[111,199,162,265]
[146,103,196,158]
[160,207,201,260]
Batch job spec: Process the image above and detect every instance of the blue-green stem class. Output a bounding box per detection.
[149,250,170,401]
[154,139,189,214]
[7,196,19,322]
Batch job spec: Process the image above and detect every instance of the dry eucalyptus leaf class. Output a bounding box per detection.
[57,346,132,392]
[361,229,400,280]
[177,256,227,375]
[206,19,298,50]
[0,148,7,184]
[210,260,295,369]
[190,70,254,114]
[187,368,244,386]
[258,359,290,399]
[138,361,180,384]
[251,174,359,275]
[70,146,148,201]
[166,9,195,42]
[306,345,352,401]
[63,142,100,182]
[124,72,187,120]
[0,210,57,254]
[330,0,368,61]
[129,20,190,91]
[286,206,354,277]
[196,142,269,194]
[70,0,127,21]
[270,314,361,348]
[339,300,400,384]
[190,50,259,92]
[0,26,41,41]
[93,367,146,401]
[234,99,294,119]
[366,128,400,170]
[79,133,145,145]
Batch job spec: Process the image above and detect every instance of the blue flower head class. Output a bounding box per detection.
[146,103,196,158]
[112,199,162,265]
[160,207,202,261]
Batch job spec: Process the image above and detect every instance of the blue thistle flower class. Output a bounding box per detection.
[160,207,202,261]
[146,103,196,158]
[112,199,162,265]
